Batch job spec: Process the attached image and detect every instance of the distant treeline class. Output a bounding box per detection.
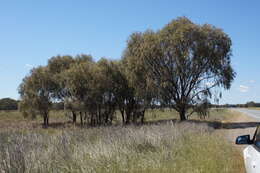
[213,101,260,108]
[2,98,257,111]
[0,98,65,111]
[0,98,19,110]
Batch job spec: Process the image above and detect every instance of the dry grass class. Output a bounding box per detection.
[144,108,236,123]
[203,108,238,122]
[0,108,235,127]
[247,107,260,110]
[0,109,246,173]
[0,122,244,173]
[0,110,72,130]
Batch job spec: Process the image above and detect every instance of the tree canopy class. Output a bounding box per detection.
[123,17,235,120]
[18,17,235,127]
[19,66,55,127]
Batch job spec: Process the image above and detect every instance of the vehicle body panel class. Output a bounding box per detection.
[243,145,260,173]
[238,126,260,173]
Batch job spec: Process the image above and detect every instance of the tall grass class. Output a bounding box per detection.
[0,122,244,173]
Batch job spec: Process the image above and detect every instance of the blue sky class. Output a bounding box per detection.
[0,0,259,104]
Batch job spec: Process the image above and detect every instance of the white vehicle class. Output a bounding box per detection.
[236,126,260,173]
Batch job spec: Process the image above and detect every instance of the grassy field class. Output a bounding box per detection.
[0,109,245,173]
[247,107,260,110]
[144,108,238,122]
[0,109,237,130]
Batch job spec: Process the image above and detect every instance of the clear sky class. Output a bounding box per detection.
[0,0,259,104]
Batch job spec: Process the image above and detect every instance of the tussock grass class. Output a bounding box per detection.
[0,122,244,173]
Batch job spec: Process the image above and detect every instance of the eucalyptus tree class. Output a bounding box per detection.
[47,55,75,75]
[108,60,132,124]
[47,54,92,101]
[47,54,93,124]
[120,56,150,124]
[124,17,235,120]
[19,66,55,127]
[122,37,158,124]
[93,58,148,125]
[62,58,94,125]
[84,58,117,125]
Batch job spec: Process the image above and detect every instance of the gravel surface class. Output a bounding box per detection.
[219,109,259,151]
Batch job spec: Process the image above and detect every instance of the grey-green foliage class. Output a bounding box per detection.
[47,54,93,101]
[48,54,93,124]
[19,17,236,126]
[62,57,94,124]
[18,55,97,127]
[19,66,55,127]
[124,17,235,120]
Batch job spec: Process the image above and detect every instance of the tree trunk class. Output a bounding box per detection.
[140,110,145,124]
[84,112,89,124]
[43,112,49,128]
[120,109,125,124]
[109,112,113,125]
[79,111,83,126]
[179,109,187,121]
[90,113,94,126]
[98,105,101,125]
[133,112,137,124]
[125,110,131,124]
[43,117,47,128]
[72,111,77,124]
[105,112,109,124]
